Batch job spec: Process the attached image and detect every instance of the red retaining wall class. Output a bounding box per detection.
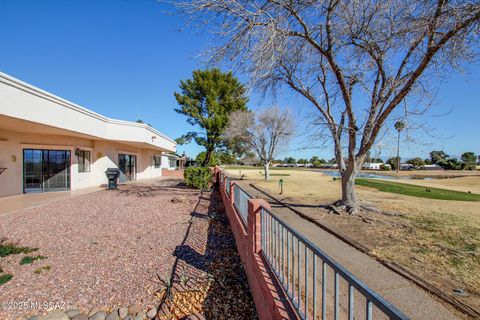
[214,168,298,320]
[161,169,184,178]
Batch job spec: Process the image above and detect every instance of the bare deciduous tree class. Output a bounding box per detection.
[176,0,480,213]
[225,107,293,180]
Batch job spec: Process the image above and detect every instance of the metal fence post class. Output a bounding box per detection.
[248,198,271,253]
[229,181,235,206]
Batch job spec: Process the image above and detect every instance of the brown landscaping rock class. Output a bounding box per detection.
[105,309,119,320]
[89,311,107,320]
[39,310,69,320]
[66,309,82,318]
[182,313,206,320]
[118,307,128,319]
[145,307,157,319]
[128,303,142,316]
[71,314,88,320]
[133,312,146,320]
[88,307,101,317]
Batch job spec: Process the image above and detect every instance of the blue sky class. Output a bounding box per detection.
[0,0,478,161]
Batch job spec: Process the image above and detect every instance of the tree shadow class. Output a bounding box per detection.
[158,187,257,319]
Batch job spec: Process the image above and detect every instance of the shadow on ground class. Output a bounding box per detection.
[157,186,257,320]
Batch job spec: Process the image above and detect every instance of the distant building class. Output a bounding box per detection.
[400,163,415,171]
[321,164,339,169]
[362,162,388,170]
[176,153,196,169]
[421,164,443,170]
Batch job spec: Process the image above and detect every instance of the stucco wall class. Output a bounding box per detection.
[0,129,167,197]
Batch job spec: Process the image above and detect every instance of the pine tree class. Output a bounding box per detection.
[174,69,248,166]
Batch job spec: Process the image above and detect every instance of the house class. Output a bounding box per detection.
[399,163,415,171]
[362,162,388,170]
[0,72,177,197]
[421,164,443,170]
[321,163,339,169]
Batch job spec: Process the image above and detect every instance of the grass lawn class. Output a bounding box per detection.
[356,178,480,201]
[270,173,290,177]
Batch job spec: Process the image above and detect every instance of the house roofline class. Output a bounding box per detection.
[0,72,176,144]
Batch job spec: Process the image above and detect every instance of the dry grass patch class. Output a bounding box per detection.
[227,169,480,309]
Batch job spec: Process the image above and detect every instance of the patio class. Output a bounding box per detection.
[0,179,256,320]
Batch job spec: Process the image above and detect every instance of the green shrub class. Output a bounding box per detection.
[0,239,38,258]
[380,164,391,171]
[0,273,13,286]
[184,167,213,190]
[20,255,46,265]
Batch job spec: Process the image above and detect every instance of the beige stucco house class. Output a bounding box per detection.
[0,72,178,197]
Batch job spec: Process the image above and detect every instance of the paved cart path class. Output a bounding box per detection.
[238,181,463,320]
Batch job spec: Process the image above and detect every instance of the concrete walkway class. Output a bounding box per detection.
[238,181,464,320]
[0,187,102,216]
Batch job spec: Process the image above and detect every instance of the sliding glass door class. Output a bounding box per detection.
[118,154,136,181]
[23,149,71,193]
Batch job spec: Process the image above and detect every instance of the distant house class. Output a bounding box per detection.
[421,164,443,170]
[362,162,388,170]
[175,153,195,170]
[321,164,339,169]
[400,163,415,171]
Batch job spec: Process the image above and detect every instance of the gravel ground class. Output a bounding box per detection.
[158,189,257,320]
[0,180,202,319]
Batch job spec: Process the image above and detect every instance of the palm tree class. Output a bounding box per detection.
[394,121,405,173]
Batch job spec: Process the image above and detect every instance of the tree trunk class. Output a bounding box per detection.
[203,149,213,167]
[264,161,271,180]
[396,132,401,173]
[341,163,359,214]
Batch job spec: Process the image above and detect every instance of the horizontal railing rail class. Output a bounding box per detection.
[260,207,409,320]
[233,183,251,226]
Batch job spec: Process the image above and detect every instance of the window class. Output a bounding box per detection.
[153,155,161,168]
[77,150,91,172]
[169,157,176,168]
